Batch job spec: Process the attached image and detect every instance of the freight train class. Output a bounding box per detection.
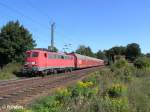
[23,48,104,75]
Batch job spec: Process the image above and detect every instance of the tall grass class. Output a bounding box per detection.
[0,63,22,80]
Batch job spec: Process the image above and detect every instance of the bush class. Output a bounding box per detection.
[101,96,129,112]
[111,59,130,73]
[114,59,128,69]
[134,57,150,69]
[0,63,22,80]
[111,59,136,82]
[83,72,100,84]
[70,81,98,98]
[55,87,71,104]
[107,84,127,98]
[32,96,62,112]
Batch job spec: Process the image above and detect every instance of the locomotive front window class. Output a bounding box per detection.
[26,52,31,57]
[31,52,39,57]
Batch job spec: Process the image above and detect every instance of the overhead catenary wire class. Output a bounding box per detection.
[26,0,51,21]
[0,1,49,30]
[24,0,80,50]
[0,0,84,52]
[18,0,84,51]
[0,0,54,47]
[55,23,86,45]
[25,0,72,48]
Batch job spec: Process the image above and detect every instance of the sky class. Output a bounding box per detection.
[0,0,150,53]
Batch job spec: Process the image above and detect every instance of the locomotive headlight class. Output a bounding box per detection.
[25,62,29,65]
[31,62,36,65]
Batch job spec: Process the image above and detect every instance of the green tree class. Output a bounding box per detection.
[125,43,141,61]
[104,46,126,65]
[96,50,106,59]
[76,45,86,55]
[0,21,36,67]
[146,53,150,58]
[134,57,150,69]
[111,46,126,55]
[105,49,115,64]
[48,46,58,52]
[76,45,95,57]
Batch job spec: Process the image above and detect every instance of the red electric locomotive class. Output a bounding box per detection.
[23,49,74,74]
[23,48,104,75]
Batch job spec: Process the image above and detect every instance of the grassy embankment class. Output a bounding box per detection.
[0,63,22,80]
[12,58,150,112]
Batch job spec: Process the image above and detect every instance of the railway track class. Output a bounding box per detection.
[0,66,102,111]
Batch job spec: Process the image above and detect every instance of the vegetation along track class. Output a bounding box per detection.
[0,66,103,108]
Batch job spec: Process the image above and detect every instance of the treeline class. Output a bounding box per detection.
[75,43,150,65]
